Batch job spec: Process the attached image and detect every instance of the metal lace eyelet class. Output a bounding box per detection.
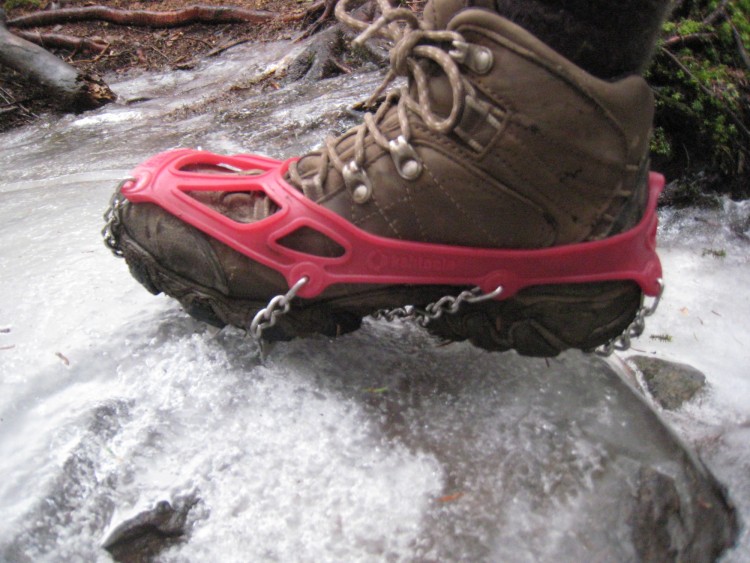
[343,161,373,204]
[449,40,494,75]
[389,135,423,180]
[469,46,493,74]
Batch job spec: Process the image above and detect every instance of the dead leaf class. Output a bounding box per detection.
[437,492,464,503]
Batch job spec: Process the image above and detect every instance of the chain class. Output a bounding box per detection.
[371,281,663,356]
[595,279,664,356]
[249,277,310,340]
[371,285,504,327]
[101,179,132,258]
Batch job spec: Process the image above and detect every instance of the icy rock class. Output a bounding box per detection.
[180,326,737,563]
[102,495,199,562]
[630,355,707,410]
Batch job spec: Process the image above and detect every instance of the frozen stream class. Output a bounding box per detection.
[0,40,748,561]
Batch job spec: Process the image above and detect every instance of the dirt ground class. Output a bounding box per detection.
[0,0,324,130]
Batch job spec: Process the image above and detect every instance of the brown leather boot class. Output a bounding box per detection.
[110,0,660,356]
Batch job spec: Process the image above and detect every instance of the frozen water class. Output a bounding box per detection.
[624,200,750,561]
[0,40,746,561]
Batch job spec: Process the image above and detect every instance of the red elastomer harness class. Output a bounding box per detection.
[121,149,663,300]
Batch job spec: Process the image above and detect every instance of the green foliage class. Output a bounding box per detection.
[1,0,43,10]
[702,247,727,257]
[648,0,750,200]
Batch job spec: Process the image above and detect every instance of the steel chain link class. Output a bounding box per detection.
[371,286,504,327]
[249,277,310,340]
[595,279,664,356]
[101,180,132,258]
[242,278,664,356]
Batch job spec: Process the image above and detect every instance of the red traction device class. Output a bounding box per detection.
[121,149,663,300]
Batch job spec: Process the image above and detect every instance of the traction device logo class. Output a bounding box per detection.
[367,251,458,273]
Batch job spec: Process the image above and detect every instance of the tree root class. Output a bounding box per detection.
[282,0,386,82]
[7,4,275,29]
[15,30,108,54]
[296,0,339,40]
[282,23,387,82]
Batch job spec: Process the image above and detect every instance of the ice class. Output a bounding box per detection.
[0,39,746,561]
[625,200,750,560]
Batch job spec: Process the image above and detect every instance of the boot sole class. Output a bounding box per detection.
[120,233,641,357]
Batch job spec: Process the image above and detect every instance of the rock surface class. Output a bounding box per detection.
[630,355,707,410]
[103,495,199,562]
[86,336,738,562]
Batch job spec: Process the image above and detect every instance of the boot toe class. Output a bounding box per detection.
[119,201,231,295]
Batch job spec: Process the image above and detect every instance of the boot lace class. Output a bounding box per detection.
[287,0,484,203]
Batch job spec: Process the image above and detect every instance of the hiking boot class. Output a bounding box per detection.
[111,0,658,356]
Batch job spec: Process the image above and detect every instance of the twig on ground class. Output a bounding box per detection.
[663,32,715,47]
[149,45,172,63]
[205,37,250,57]
[703,0,730,25]
[729,19,750,72]
[179,35,214,49]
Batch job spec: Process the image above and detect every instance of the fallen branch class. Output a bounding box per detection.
[663,32,715,48]
[729,18,750,72]
[205,37,250,57]
[703,0,730,25]
[15,29,109,54]
[7,4,275,29]
[171,37,253,69]
[0,9,115,111]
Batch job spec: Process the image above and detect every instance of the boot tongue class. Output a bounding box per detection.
[423,0,495,30]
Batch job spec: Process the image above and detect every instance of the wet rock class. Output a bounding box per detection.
[264,329,740,561]
[630,466,735,562]
[102,495,199,563]
[630,355,707,410]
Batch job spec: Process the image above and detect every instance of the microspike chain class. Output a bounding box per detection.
[248,279,663,355]
[595,278,664,356]
[249,277,309,340]
[101,180,132,258]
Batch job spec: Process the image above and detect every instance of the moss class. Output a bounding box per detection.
[1,0,42,9]
[702,248,727,258]
[648,0,750,201]
[650,126,673,157]
[647,0,750,202]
